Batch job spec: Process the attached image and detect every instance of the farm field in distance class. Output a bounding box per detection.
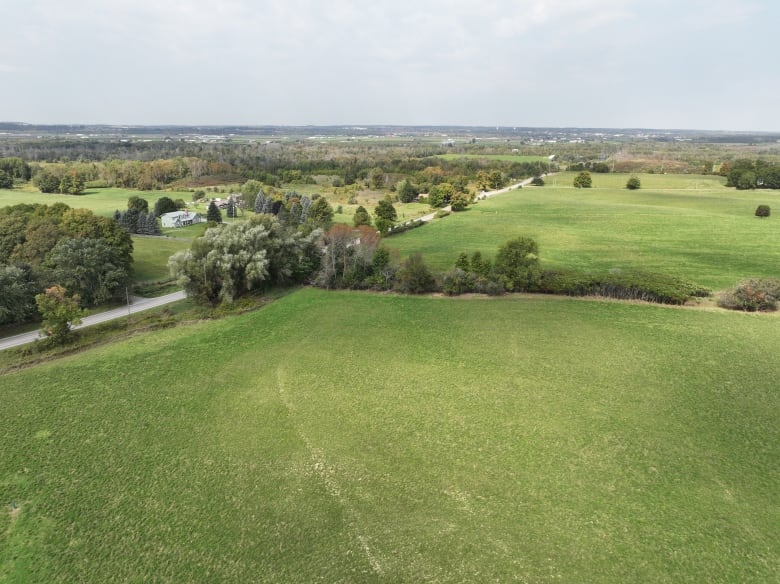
[1,288,778,582]
[436,153,551,163]
[387,172,780,290]
[0,187,194,218]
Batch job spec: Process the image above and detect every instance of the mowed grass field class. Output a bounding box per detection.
[387,173,780,290]
[0,187,193,218]
[131,237,191,282]
[1,289,778,582]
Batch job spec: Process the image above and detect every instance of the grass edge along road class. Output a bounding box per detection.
[1,289,778,582]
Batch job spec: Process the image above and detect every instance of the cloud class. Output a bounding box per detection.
[0,0,775,129]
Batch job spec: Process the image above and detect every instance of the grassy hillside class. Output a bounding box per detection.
[386,173,780,289]
[2,289,778,582]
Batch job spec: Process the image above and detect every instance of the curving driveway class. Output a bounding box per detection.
[416,173,552,223]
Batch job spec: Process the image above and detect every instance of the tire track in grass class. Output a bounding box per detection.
[276,367,384,577]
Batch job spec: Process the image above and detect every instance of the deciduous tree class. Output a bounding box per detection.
[0,265,37,325]
[395,253,436,294]
[154,196,177,217]
[307,197,334,229]
[169,216,321,305]
[0,169,13,189]
[45,237,130,305]
[35,285,83,344]
[493,237,540,292]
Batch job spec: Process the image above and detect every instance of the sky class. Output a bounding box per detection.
[1,0,778,130]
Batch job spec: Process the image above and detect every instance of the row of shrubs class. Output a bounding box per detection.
[442,266,711,305]
[385,218,426,236]
[318,231,777,312]
[538,270,710,305]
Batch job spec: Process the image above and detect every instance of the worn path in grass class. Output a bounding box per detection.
[1,289,777,582]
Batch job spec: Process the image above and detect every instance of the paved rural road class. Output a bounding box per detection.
[416,173,552,223]
[0,290,187,352]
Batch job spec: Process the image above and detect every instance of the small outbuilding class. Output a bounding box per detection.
[161,211,203,228]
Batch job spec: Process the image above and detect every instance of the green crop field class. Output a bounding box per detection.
[386,173,780,290]
[1,289,777,582]
[0,187,193,218]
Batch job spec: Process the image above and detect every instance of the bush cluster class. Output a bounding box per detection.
[384,218,426,237]
[717,278,780,312]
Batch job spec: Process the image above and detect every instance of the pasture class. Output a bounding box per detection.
[1,289,778,582]
[387,173,780,290]
[0,187,193,218]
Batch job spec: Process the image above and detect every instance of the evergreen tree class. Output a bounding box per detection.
[373,196,397,233]
[397,179,418,203]
[262,197,274,215]
[116,210,131,232]
[226,200,237,219]
[374,196,397,222]
[145,212,161,235]
[277,204,288,225]
[253,190,266,213]
[300,195,312,222]
[289,202,302,225]
[470,251,491,278]
[125,209,140,233]
[455,252,470,272]
[353,205,372,227]
[206,201,222,223]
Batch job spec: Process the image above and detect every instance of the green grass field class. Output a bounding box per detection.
[131,237,191,282]
[1,289,777,582]
[0,187,193,218]
[387,173,780,290]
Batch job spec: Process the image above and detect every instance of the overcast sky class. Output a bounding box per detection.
[1,0,777,130]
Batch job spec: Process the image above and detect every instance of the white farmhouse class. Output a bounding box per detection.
[160,211,203,228]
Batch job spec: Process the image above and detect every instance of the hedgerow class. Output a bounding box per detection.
[539,270,710,305]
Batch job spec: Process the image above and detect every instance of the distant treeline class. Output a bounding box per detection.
[722,159,780,190]
[0,140,551,191]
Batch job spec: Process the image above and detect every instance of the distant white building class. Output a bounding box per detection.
[161,211,203,228]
